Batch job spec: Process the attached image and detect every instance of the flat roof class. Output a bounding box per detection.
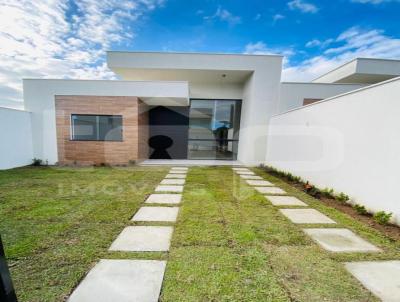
[313,58,400,84]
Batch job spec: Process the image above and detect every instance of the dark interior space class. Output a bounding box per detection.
[148,106,189,159]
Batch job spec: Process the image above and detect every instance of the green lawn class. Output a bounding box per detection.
[1,166,399,301]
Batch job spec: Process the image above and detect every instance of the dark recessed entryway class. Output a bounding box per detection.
[148,106,189,159]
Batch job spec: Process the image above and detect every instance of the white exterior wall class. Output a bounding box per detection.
[266,77,400,224]
[0,107,33,169]
[23,79,189,164]
[279,82,366,112]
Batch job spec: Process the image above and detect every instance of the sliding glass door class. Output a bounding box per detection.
[188,99,241,160]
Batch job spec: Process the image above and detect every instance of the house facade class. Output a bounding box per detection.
[21,52,400,167]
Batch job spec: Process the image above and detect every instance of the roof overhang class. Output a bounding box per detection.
[107,51,282,84]
[313,58,400,84]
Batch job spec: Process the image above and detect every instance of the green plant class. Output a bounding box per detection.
[373,211,393,225]
[129,160,136,165]
[336,192,350,203]
[32,158,43,166]
[322,188,335,199]
[353,204,368,215]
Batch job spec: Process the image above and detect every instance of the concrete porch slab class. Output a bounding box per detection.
[68,259,166,302]
[160,179,185,185]
[155,185,184,193]
[345,261,400,302]
[145,194,182,204]
[255,187,286,195]
[280,209,336,224]
[266,196,308,206]
[239,175,263,180]
[304,228,381,252]
[140,159,241,166]
[109,226,173,252]
[165,174,186,179]
[132,207,180,222]
[246,180,274,186]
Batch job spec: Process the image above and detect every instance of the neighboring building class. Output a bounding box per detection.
[1,53,399,168]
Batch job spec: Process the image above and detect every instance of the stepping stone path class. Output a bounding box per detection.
[160,179,185,185]
[304,228,380,252]
[68,259,166,302]
[345,261,400,302]
[145,194,182,204]
[246,180,274,186]
[280,209,336,224]
[132,207,180,222]
[232,166,391,300]
[109,226,174,252]
[255,186,286,195]
[155,185,184,193]
[69,166,189,301]
[266,196,308,206]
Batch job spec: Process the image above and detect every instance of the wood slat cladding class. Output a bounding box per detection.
[55,96,149,165]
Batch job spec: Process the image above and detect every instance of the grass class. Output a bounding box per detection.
[1,166,399,301]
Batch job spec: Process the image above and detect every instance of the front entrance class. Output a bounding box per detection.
[148,106,189,159]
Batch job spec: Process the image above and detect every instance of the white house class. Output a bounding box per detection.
[1,52,400,223]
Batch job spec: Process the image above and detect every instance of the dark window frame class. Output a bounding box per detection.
[70,114,123,142]
[188,98,242,160]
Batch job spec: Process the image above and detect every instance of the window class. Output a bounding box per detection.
[71,114,123,141]
[188,99,241,160]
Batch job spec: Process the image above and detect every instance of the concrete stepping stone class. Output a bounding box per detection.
[304,228,381,252]
[240,175,263,180]
[109,226,173,252]
[155,185,183,193]
[68,259,166,302]
[246,180,274,186]
[171,167,188,171]
[132,207,180,222]
[168,170,187,174]
[255,187,286,195]
[165,173,186,179]
[232,168,250,171]
[280,209,336,224]
[345,261,400,302]
[235,171,255,175]
[266,196,308,206]
[145,194,182,204]
[160,179,185,185]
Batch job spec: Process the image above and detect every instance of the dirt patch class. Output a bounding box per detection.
[289,181,400,242]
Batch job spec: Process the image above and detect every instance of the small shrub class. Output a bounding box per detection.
[373,211,393,225]
[336,192,350,203]
[129,160,136,165]
[32,158,43,166]
[354,204,368,215]
[322,188,335,199]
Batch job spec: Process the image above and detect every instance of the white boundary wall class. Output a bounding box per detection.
[0,107,33,169]
[266,77,400,224]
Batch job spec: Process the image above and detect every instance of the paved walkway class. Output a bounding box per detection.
[233,167,399,302]
[69,166,188,302]
[68,166,400,302]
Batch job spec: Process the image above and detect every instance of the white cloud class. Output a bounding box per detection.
[283,26,400,81]
[288,0,319,13]
[272,14,285,23]
[244,41,294,68]
[204,6,241,26]
[0,0,164,108]
[306,38,334,48]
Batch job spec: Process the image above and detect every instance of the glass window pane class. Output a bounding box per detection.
[71,115,97,140]
[98,116,122,141]
[188,140,238,160]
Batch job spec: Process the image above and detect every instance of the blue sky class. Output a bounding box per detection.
[1,0,400,108]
